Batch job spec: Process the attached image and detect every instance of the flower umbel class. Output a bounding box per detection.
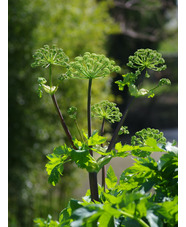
[31,45,69,68]
[91,100,122,123]
[66,52,121,79]
[127,48,167,73]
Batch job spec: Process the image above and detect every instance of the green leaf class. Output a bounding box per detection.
[45,151,69,186]
[141,138,165,152]
[105,165,118,189]
[114,142,135,157]
[53,145,70,155]
[97,155,112,172]
[98,211,115,227]
[71,148,99,172]
[48,163,64,186]
[87,132,107,146]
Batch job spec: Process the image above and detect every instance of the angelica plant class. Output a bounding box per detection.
[32,46,177,227]
[66,52,121,200]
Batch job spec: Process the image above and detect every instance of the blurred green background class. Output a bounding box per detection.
[8,0,177,226]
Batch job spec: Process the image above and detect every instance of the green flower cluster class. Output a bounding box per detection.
[91,100,122,123]
[127,48,167,73]
[115,49,170,98]
[131,128,167,146]
[31,45,69,68]
[66,52,121,79]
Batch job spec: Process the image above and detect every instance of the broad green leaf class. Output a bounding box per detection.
[105,165,118,189]
[97,155,112,172]
[103,204,121,218]
[88,132,107,146]
[114,142,134,158]
[103,193,123,205]
[157,196,178,224]
[53,144,70,155]
[98,212,115,227]
[46,153,64,175]
[71,149,99,172]
[48,163,64,186]
[140,138,165,152]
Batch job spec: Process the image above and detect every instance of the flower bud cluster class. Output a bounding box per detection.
[158,78,171,86]
[127,49,167,73]
[91,100,122,123]
[31,45,69,68]
[67,106,77,120]
[131,128,166,146]
[67,52,121,79]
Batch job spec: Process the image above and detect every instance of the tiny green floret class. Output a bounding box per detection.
[31,45,69,68]
[91,100,122,123]
[66,52,121,79]
[127,48,167,73]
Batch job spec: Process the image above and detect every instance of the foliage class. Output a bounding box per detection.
[32,47,177,226]
[35,142,178,226]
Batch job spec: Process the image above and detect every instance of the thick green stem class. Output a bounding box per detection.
[87,78,99,202]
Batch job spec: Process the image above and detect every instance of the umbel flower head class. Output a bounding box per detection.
[66,52,121,79]
[127,48,167,72]
[91,100,122,123]
[31,45,69,68]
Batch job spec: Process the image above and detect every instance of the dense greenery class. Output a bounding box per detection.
[31,47,177,226]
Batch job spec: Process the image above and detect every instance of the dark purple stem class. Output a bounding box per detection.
[51,94,76,149]
[87,78,99,202]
